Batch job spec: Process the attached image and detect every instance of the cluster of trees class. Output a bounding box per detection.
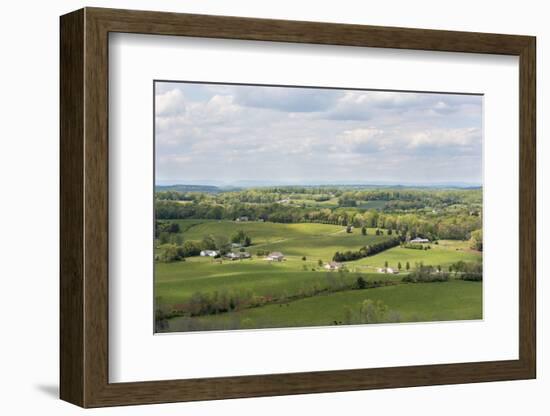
[155,223,253,262]
[338,196,357,207]
[341,299,401,325]
[231,230,252,247]
[354,277,386,290]
[156,221,183,245]
[157,244,186,262]
[156,196,481,241]
[469,229,483,251]
[335,188,481,206]
[333,237,401,262]
[155,190,196,201]
[156,241,202,261]
[178,290,273,317]
[155,186,482,237]
[158,233,254,262]
[449,261,483,281]
[402,243,431,250]
[402,265,450,283]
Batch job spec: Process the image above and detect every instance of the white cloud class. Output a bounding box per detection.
[154,83,483,184]
[407,127,481,149]
[155,88,187,117]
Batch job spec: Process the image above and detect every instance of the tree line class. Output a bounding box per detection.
[333,237,401,262]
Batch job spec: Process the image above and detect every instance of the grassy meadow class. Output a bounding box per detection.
[168,280,482,332]
[155,212,482,333]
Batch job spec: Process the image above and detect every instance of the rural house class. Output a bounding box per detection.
[267,252,284,262]
[324,261,343,271]
[410,237,430,243]
[377,267,399,274]
[200,250,219,257]
[225,251,251,260]
[235,216,249,222]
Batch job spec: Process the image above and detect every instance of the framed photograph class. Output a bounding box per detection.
[60,7,536,407]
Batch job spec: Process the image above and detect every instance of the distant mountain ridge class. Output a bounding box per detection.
[155,183,481,192]
[155,184,227,193]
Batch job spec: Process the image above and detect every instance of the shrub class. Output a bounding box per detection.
[402,265,449,283]
[158,244,185,262]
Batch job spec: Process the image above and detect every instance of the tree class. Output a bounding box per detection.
[388,229,393,235]
[318,259,323,267]
[359,299,388,324]
[470,229,483,251]
[202,235,216,250]
[231,230,252,247]
[302,256,307,261]
[181,240,202,257]
[361,226,367,236]
[168,222,180,233]
[384,261,389,268]
[159,232,169,245]
[343,306,354,325]
[356,276,367,289]
[159,244,185,262]
[398,262,402,271]
[406,261,410,271]
[214,235,230,254]
[346,225,352,233]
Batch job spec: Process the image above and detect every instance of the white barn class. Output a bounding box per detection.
[410,237,430,244]
[267,252,284,262]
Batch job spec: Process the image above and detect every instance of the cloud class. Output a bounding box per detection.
[156,88,187,117]
[154,83,483,184]
[407,127,481,149]
[233,87,339,113]
[338,128,387,152]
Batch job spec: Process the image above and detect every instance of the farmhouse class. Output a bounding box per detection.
[377,267,399,274]
[267,252,285,262]
[410,237,430,244]
[225,252,251,260]
[324,261,343,271]
[200,250,219,257]
[235,216,249,222]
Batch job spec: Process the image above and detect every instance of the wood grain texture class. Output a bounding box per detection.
[59,7,537,408]
[59,8,84,407]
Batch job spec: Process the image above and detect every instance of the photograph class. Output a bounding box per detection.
[153,81,483,333]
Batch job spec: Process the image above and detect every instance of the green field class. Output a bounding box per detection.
[354,240,481,269]
[155,220,482,332]
[167,280,482,332]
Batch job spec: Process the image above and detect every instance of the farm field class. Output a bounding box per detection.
[156,221,394,304]
[166,280,482,332]
[155,220,482,332]
[354,240,481,269]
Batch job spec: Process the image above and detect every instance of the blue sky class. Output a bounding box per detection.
[155,82,482,186]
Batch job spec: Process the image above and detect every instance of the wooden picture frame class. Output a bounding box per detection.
[60,7,536,408]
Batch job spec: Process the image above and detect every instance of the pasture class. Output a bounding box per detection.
[155,220,482,331]
[354,240,481,269]
[166,280,482,332]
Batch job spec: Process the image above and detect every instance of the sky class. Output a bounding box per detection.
[155,82,483,187]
